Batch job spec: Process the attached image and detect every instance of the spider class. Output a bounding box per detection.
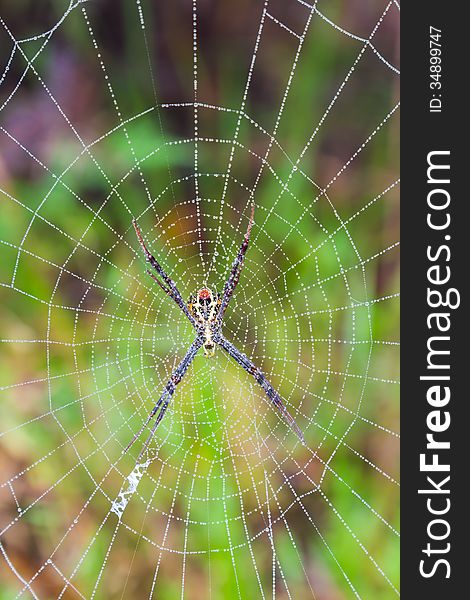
[126,205,304,458]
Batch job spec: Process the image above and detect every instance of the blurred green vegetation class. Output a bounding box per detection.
[0,0,399,598]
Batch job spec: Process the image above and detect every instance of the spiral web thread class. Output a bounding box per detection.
[0,0,399,598]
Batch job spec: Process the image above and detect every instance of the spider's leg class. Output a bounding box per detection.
[216,334,305,443]
[133,219,197,327]
[124,337,203,459]
[146,270,171,295]
[217,203,254,320]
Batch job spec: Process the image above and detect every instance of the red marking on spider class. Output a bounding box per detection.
[198,288,211,299]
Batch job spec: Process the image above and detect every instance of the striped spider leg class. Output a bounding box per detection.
[132,219,197,328]
[215,334,305,443]
[124,337,204,459]
[216,203,255,322]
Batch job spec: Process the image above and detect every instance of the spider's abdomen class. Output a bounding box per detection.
[203,331,215,357]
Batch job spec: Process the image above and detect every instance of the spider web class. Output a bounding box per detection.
[0,0,399,598]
